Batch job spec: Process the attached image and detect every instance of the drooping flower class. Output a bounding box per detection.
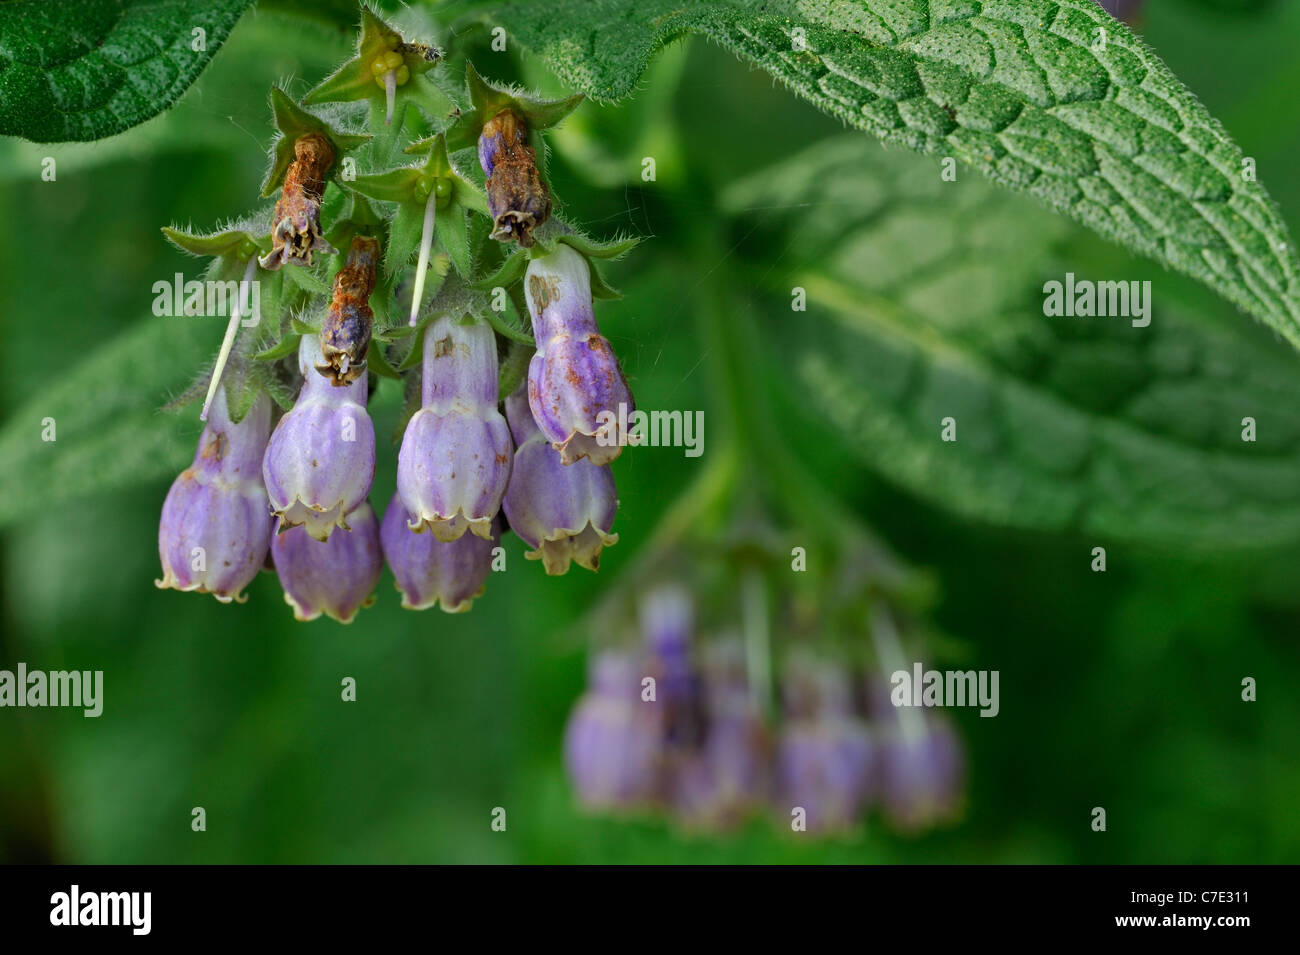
[774,657,876,834]
[501,385,618,575]
[397,314,512,541]
[671,639,772,830]
[639,584,703,747]
[270,502,383,623]
[877,712,965,832]
[259,133,337,270]
[477,109,551,246]
[525,243,634,465]
[563,649,667,811]
[380,494,497,612]
[263,334,375,541]
[157,387,274,603]
[639,585,694,689]
[317,235,380,386]
[775,717,876,836]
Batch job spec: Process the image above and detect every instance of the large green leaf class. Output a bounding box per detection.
[0,318,217,527]
[0,0,254,142]
[464,0,1300,348]
[726,136,1300,550]
[0,8,354,180]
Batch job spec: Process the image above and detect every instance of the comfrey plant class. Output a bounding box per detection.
[566,580,966,837]
[155,9,637,621]
[557,247,974,838]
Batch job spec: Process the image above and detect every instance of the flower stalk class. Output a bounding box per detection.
[408,191,437,326]
[200,255,259,422]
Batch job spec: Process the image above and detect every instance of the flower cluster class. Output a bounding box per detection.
[157,10,637,621]
[564,586,965,836]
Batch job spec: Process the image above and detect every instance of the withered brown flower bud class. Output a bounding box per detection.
[477,109,551,247]
[317,235,380,385]
[260,133,338,270]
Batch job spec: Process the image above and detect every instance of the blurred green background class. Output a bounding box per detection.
[1,0,1298,863]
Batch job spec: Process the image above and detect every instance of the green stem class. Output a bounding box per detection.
[691,230,917,604]
[741,568,774,719]
[582,444,740,633]
[690,231,858,546]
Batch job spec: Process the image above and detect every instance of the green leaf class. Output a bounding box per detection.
[352,167,425,204]
[303,6,450,122]
[471,249,527,291]
[282,262,333,297]
[367,339,402,380]
[0,9,356,180]
[261,87,371,197]
[254,334,301,361]
[481,303,535,347]
[730,136,1300,551]
[443,62,584,152]
[162,226,265,259]
[385,200,427,279]
[436,206,472,279]
[470,0,1300,348]
[0,318,218,527]
[396,312,439,371]
[0,0,254,142]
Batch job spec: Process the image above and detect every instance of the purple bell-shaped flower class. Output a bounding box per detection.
[156,387,273,603]
[774,655,876,835]
[396,314,512,541]
[270,501,383,623]
[563,649,667,812]
[380,493,497,612]
[501,385,618,575]
[524,244,634,466]
[262,334,375,541]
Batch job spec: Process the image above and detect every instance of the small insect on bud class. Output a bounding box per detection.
[318,235,380,386]
[477,109,551,247]
[260,133,338,270]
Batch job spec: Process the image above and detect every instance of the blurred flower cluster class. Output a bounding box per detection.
[566,582,966,837]
[155,9,638,621]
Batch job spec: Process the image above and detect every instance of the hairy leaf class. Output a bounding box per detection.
[0,8,353,179]
[728,136,1300,549]
[467,0,1300,347]
[0,0,254,142]
[0,318,218,527]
